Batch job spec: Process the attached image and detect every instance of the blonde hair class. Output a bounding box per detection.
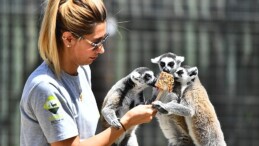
[38,0,107,77]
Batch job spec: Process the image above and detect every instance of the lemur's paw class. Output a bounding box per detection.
[152,101,168,114]
[110,119,122,129]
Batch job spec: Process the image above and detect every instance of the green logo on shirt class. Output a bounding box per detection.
[43,95,60,114]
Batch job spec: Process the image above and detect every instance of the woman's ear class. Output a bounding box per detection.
[62,32,73,47]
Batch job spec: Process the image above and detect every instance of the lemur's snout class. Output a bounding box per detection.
[163,68,170,73]
[149,77,157,87]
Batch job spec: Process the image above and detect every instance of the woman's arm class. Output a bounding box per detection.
[51,104,157,146]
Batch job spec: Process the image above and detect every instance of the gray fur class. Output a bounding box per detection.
[101,67,156,146]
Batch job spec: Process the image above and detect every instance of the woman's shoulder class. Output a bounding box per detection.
[21,62,62,108]
[25,62,59,90]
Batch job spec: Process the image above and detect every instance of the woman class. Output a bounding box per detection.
[19,0,157,146]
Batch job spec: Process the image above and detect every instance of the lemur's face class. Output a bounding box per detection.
[151,52,185,74]
[174,66,198,84]
[130,67,157,87]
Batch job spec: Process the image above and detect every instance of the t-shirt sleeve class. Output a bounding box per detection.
[29,81,78,143]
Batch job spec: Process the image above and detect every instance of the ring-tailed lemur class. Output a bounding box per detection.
[153,66,227,146]
[146,52,194,146]
[101,67,157,146]
[146,52,185,103]
[150,52,185,74]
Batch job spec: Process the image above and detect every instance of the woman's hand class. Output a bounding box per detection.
[119,105,157,130]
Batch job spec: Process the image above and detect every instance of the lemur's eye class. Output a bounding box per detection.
[177,70,184,75]
[189,71,197,76]
[168,62,175,67]
[160,62,165,67]
[144,74,152,80]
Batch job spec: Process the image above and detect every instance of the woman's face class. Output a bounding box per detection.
[71,22,107,65]
[60,22,107,75]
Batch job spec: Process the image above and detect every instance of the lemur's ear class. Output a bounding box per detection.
[188,67,198,78]
[175,56,184,64]
[176,56,185,64]
[151,55,162,64]
[131,71,140,80]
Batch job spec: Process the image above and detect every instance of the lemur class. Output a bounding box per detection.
[151,52,185,74]
[146,52,185,103]
[153,66,227,146]
[147,52,194,146]
[101,67,157,146]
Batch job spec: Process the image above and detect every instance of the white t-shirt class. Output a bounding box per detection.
[20,61,100,146]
